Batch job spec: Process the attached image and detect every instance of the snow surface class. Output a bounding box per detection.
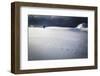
[28,27,88,60]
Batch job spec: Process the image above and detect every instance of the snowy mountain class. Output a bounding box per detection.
[76,23,88,31]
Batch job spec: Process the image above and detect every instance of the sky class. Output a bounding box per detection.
[28,15,88,28]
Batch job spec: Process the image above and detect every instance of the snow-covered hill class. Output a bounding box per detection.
[28,26,88,60]
[76,23,88,31]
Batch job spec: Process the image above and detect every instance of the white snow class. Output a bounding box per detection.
[76,23,88,31]
[28,27,88,60]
